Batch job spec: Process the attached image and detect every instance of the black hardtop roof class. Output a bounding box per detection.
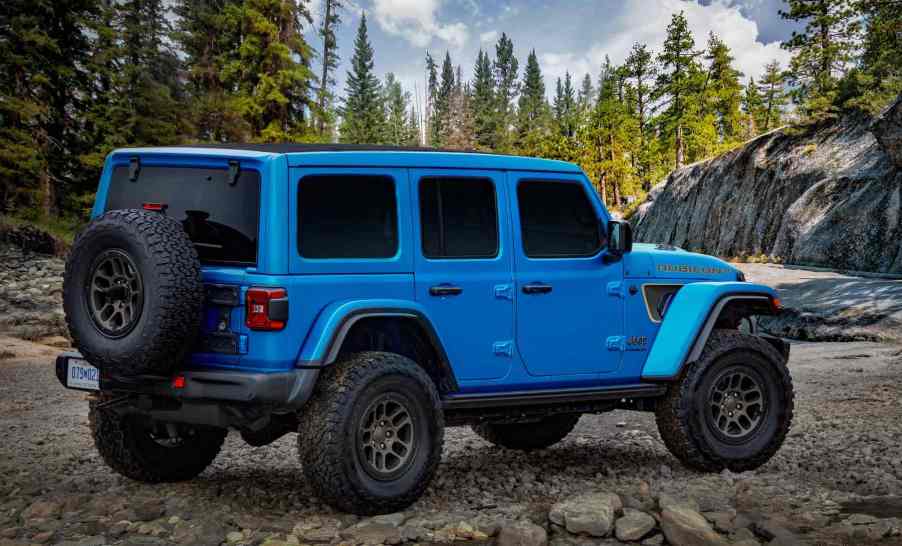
[168,143,489,155]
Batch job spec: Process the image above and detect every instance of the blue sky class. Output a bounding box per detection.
[305,0,803,106]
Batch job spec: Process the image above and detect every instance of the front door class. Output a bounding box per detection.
[412,170,514,381]
[510,174,623,376]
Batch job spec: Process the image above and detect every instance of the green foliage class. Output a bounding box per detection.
[493,32,519,153]
[758,61,787,130]
[316,0,342,136]
[471,50,496,150]
[339,14,382,144]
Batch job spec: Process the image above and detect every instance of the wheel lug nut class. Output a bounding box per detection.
[380,443,386,449]
[729,412,734,417]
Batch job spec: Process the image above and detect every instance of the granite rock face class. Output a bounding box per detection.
[632,95,902,274]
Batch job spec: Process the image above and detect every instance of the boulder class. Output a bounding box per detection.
[660,504,729,546]
[632,97,902,274]
[497,520,548,546]
[614,508,657,541]
[549,492,622,537]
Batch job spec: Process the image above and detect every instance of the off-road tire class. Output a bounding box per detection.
[63,209,203,376]
[297,351,444,515]
[89,399,226,482]
[655,329,794,472]
[471,414,580,450]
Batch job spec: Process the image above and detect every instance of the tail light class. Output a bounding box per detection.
[246,287,288,331]
[770,297,783,313]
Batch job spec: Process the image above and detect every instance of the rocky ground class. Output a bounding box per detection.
[2,336,902,546]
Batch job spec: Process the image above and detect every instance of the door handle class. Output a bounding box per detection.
[429,284,463,297]
[522,282,553,295]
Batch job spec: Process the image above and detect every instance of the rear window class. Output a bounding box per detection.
[297,175,398,259]
[106,165,260,265]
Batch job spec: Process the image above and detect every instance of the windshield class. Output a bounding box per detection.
[105,165,260,265]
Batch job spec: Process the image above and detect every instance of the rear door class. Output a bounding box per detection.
[412,170,514,381]
[510,174,623,376]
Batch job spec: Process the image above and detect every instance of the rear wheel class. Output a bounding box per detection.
[472,414,580,451]
[655,330,794,472]
[89,400,226,483]
[297,352,443,515]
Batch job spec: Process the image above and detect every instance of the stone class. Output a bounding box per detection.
[31,530,55,544]
[497,520,548,546]
[339,521,402,545]
[872,93,902,169]
[21,500,61,521]
[132,499,165,522]
[614,509,657,541]
[368,513,407,528]
[549,492,622,537]
[658,493,700,514]
[660,504,729,546]
[641,533,664,546]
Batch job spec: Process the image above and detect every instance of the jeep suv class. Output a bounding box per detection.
[57,144,794,515]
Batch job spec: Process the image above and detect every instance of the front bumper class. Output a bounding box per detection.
[55,352,319,411]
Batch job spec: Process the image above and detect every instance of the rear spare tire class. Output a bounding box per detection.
[63,209,203,376]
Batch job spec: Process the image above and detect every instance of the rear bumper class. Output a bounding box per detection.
[55,352,319,410]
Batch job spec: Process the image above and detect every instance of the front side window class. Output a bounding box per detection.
[517,180,601,258]
[297,175,398,259]
[419,177,499,259]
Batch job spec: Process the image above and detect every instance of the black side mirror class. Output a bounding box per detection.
[607,220,633,255]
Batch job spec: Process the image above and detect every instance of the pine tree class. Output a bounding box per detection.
[758,60,787,131]
[340,14,383,143]
[471,49,496,150]
[173,0,247,142]
[0,0,99,216]
[425,51,439,146]
[742,77,765,137]
[851,0,902,112]
[316,0,342,136]
[553,72,576,137]
[577,74,595,115]
[432,51,455,147]
[443,66,476,149]
[703,32,744,146]
[515,49,548,155]
[655,11,703,168]
[624,42,656,189]
[382,73,410,145]
[780,0,860,120]
[493,32,519,152]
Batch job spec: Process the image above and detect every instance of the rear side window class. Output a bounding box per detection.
[297,175,398,259]
[106,165,260,265]
[517,180,601,258]
[419,177,498,259]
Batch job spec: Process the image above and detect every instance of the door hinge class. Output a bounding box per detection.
[606,336,625,352]
[494,284,513,300]
[607,281,624,299]
[493,340,513,357]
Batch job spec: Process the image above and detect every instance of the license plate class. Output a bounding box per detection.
[67,359,100,391]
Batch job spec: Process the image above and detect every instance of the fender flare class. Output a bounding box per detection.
[294,299,456,388]
[640,282,779,381]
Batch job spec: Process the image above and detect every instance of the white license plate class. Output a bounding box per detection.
[67,359,100,391]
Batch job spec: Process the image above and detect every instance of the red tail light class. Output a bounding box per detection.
[246,287,288,331]
[142,202,167,212]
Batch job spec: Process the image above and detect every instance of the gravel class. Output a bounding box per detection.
[2,335,902,545]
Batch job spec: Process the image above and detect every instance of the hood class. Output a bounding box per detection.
[623,243,741,281]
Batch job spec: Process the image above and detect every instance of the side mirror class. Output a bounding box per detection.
[607,220,633,255]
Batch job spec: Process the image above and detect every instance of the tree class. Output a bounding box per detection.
[655,11,703,168]
[577,73,594,115]
[340,14,383,143]
[471,49,496,150]
[443,66,476,149]
[703,32,744,146]
[173,0,246,142]
[624,42,656,188]
[758,60,787,131]
[316,0,342,136]
[425,51,438,146]
[515,49,548,155]
[780,0,860,120]
[432,51,455,147]
[382,73,412,145]
[742,77,765,137]
[493,32,519,152]
[553,72,576,137]
[849,0,902,112]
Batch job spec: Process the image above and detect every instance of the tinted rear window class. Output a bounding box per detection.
[106,165,260,265]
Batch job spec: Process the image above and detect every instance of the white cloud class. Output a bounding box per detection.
[372,0,469,49]
[538,0,792,89]
[479,30,499,44]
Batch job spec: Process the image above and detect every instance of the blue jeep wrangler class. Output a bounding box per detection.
[57,145,793,515]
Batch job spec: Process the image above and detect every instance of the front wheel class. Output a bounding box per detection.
[90,400,226,482]
[297,352,444,515]
[655,330,794,472]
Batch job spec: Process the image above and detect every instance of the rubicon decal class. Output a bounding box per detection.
[657,263,732,275]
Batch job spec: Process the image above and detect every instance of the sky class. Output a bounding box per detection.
[304,0,804,109]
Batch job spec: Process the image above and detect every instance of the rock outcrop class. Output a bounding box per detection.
[632,95,902,273]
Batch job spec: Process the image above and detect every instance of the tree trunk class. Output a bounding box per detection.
[317,0,333,135]
[599,172,608,206]
[675,122,684,168]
